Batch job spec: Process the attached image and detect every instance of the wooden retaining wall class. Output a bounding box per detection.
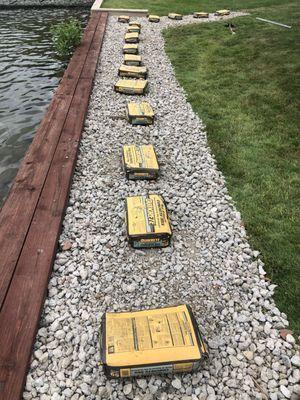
[0,10,108,400]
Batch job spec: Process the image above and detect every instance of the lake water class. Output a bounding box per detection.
[0,7,89,207]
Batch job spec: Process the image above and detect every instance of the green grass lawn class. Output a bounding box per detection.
[163,2,300,333]
[102,0,290,15]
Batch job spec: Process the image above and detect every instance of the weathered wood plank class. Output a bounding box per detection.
[58,13,99,95]
[81,12,108,79]
[0,12,101,310]
[0,79,92,400]
[0,93,71,309]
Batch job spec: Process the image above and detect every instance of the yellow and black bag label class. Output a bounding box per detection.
[118,65,148,79]
[119,362,197,377]
[123,44,139,55]
[193,12,209,18]
[126,194,171,248]
[127,25,140,33]
[132,238,169,248]
[148,15,160,22]
[126,102,154,125]
[100,305,209,378]
[168,13,183,20]
[118,15,130,23]
[124,54,142,66]
[129,21,141,27]
[215,9,230,16]
[126,195,171,236]
[125,32,139,43]
[123,145,159,180]
[114,79,148,95]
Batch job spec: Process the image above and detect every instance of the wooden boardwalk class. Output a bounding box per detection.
[0,11,108,400]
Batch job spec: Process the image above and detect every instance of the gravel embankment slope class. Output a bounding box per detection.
[23,14,300,400]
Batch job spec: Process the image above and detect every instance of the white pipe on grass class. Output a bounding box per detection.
[256,17,292,29]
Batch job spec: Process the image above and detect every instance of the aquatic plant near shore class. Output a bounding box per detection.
[51,18,82,58]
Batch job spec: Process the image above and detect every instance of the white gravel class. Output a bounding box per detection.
[23,13,300,400]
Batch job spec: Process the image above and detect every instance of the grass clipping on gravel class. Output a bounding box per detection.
[164,2,300,334]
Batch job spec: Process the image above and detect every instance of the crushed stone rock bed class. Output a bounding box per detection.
[23,13,299,400]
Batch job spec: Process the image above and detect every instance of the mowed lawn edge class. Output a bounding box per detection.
[163,2,300,334]
[102,0,292,16]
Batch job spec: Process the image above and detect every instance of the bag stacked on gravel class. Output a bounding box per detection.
[100,304,209,378]
[125,194,172,248]
[123,43,139,54]
[126,102,154,125]
[193,12,209,18]
[122,145,159,180]
[125,32,139,43]
[168,13,183,20]
[129,21,141,28]
[215,9,230,16]
[148,15,160,22]
[118,15,130,23]
[123,54,142,66]
[114,79,148,95]
[127,25,141,33]
[118,65,148,79]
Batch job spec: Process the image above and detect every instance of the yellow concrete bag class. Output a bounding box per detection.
[215,9,230,16]
[122,145,159,180]
[125,32,139,43]
[127,25,141,33]
[124,54,142,66]
[126,101,154,125]
[129,20,141,28]
[118,15,130,23]
[123,43,139,55]
[125,194,172,248]
[193,12,209,18]
[100,304,209,378]
[148,15,160,23]
[114,79,148,95]
[168,13,183,20]
[118,65,148,79]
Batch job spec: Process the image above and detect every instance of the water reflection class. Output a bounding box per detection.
[0,7,89,207]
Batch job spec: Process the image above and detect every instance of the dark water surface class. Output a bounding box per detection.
[0,7,89,207]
